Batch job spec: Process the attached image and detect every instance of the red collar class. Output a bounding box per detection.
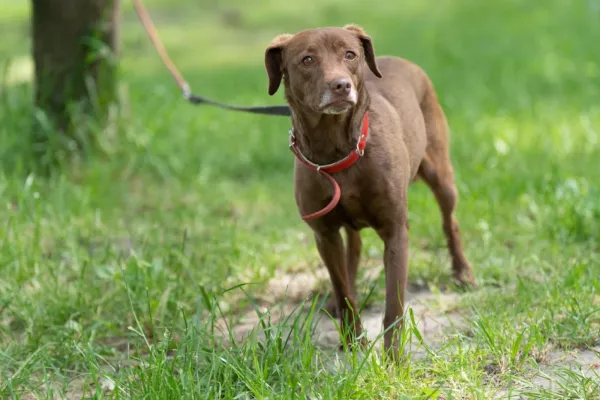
[289,112,370,220]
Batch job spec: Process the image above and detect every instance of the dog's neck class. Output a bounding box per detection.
[287,86,370,165]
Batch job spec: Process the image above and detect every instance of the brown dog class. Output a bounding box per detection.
[264,25,475,359]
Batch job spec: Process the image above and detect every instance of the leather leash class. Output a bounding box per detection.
[289,113,370,220]
[131,0,291,117]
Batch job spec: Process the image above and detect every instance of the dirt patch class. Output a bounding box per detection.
[20,377,116,400]
[221,265,467,358]
[528,346,600,390]
[222,266,600,396]
[497,346,600,398]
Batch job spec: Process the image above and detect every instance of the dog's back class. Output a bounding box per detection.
[364,56,441,178]
[366,56,432,101]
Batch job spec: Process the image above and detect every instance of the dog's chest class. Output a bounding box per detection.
[336,186,374,230]
[333,162,401,230]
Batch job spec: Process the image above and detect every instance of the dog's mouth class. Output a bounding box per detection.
[317,87,357,114]
[319,99,354,114]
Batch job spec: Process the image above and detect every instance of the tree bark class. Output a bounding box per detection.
[32,0,119,143]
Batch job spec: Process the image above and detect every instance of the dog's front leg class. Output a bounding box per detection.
[314,229,364,347]
[378,217,409,361]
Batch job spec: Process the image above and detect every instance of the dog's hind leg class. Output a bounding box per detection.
[418,89,475,286]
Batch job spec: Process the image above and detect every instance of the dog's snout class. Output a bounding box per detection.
[329,78,352,95]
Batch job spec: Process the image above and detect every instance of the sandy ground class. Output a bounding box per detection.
[224,264,600,397]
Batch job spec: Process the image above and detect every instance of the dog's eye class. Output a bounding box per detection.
[345,51,357,60]
[302,56,314,66]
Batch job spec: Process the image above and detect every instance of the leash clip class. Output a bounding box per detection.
[181,83,191,100]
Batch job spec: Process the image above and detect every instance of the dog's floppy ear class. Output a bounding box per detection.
[343,24,382,78]
[265,33,294,95]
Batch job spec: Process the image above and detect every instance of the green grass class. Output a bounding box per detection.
[1,0,600,398]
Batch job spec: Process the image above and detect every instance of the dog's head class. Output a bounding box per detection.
[265,25,382,115]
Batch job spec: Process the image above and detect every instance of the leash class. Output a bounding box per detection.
[131,0,291,117]
[289,113,370,220]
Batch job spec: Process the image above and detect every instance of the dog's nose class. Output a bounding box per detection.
[329,78,352,95]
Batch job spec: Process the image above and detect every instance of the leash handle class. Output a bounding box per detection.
[132,0,291,116]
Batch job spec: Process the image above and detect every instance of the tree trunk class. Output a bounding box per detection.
[32,0,119,145]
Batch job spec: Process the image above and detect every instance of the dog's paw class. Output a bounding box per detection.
[321,297,339,318]
[338,336,368,353]
[453,270,477,289]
